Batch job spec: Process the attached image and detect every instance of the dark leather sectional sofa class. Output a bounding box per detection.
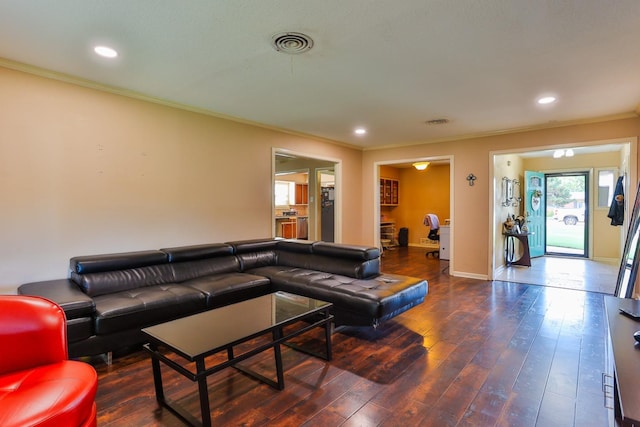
[18,238,428,360]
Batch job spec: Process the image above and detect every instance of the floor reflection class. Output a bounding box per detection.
[495,256,618,294]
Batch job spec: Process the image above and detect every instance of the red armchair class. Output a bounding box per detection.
[0,295,98,427]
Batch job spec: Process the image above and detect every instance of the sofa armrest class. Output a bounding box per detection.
[18,279,95,320]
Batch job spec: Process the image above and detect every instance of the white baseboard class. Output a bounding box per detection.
[450,271,489,281]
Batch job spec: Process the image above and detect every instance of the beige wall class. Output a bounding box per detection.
[0,66,363,291]
[363,119,640,279]
[2,64,639,291]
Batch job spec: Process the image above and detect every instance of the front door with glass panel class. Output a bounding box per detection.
[524,171,545,258]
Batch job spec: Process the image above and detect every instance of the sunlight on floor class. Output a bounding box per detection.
[494,256,619,294]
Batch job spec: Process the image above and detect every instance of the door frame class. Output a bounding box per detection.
[272,148,342,242]
[372,155,454,271]
[544,170,590,258]
[489,138,635,280]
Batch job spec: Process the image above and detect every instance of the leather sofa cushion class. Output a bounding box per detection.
[226,238,280,254]
[160,243,234,262]
[277,251,380,280]
[277,239,315,253]
[18,279,95,319]
[72,264,175,297]
[92,284,206,335]
[182,272,272,308]
[70,250,167,274]
[66,317,93,344]
[248,266,426,321]
[236,250,277,271]
[170,256,241,283]
[312,241,380,261]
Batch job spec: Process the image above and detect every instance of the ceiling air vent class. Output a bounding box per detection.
[425,118,450,125]
[272,32,314,54]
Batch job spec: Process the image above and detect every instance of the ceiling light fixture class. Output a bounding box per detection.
[413,162,430,171]
[354,128,366,135]
[94,45,118,58]
[537,96,557,105]
[553,148,575,158]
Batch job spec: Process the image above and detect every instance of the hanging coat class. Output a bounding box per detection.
[608,176,624,226]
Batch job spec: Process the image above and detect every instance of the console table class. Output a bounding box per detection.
[604,296,640,426]
[504,232,532,267]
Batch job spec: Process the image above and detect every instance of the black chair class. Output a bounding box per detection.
[424,214,440,257]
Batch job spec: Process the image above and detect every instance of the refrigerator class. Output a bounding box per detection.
[320,186,334,242]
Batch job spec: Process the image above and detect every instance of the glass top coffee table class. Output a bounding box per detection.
[142,291,333,427]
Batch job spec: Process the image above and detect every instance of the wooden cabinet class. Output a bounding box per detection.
[295,183,309,205]
[604,296,640,425]
[282,221,297,239]
[380,178,399,206]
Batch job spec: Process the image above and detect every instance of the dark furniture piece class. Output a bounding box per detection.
[18,238,428,360]
[0,296,98,427]
[423,214,440,258]
[604,296,640,426]
[504,232,532,267]
[142,292,333,427]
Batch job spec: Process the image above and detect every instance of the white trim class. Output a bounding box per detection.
[453,271,488,281]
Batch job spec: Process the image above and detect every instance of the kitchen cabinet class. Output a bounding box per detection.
[380,178,399,206]
[295,183,309,205]
[282,221,297,239]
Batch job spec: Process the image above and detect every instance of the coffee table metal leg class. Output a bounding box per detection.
[324,310,333,361]
[196,358,212,427]
[273,328,284,390]
[149,343,165,403]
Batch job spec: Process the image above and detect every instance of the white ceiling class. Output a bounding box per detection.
[1,1,640,149]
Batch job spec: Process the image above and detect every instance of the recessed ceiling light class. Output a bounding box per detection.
[94,46,118,58]
[537,96,557,105]
[354,128,367,135]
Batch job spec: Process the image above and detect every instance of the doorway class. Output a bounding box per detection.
[373,157,453,269]
[545,172,589,257]
[273,150,340,242]
[491,141,632,284]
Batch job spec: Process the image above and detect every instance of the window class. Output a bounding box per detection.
[597,169,616,208]
[274,181,295,206]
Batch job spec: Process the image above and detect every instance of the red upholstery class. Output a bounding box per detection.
[0,296,97,427]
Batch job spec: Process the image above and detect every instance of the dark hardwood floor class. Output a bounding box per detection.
[93,247,612,426]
